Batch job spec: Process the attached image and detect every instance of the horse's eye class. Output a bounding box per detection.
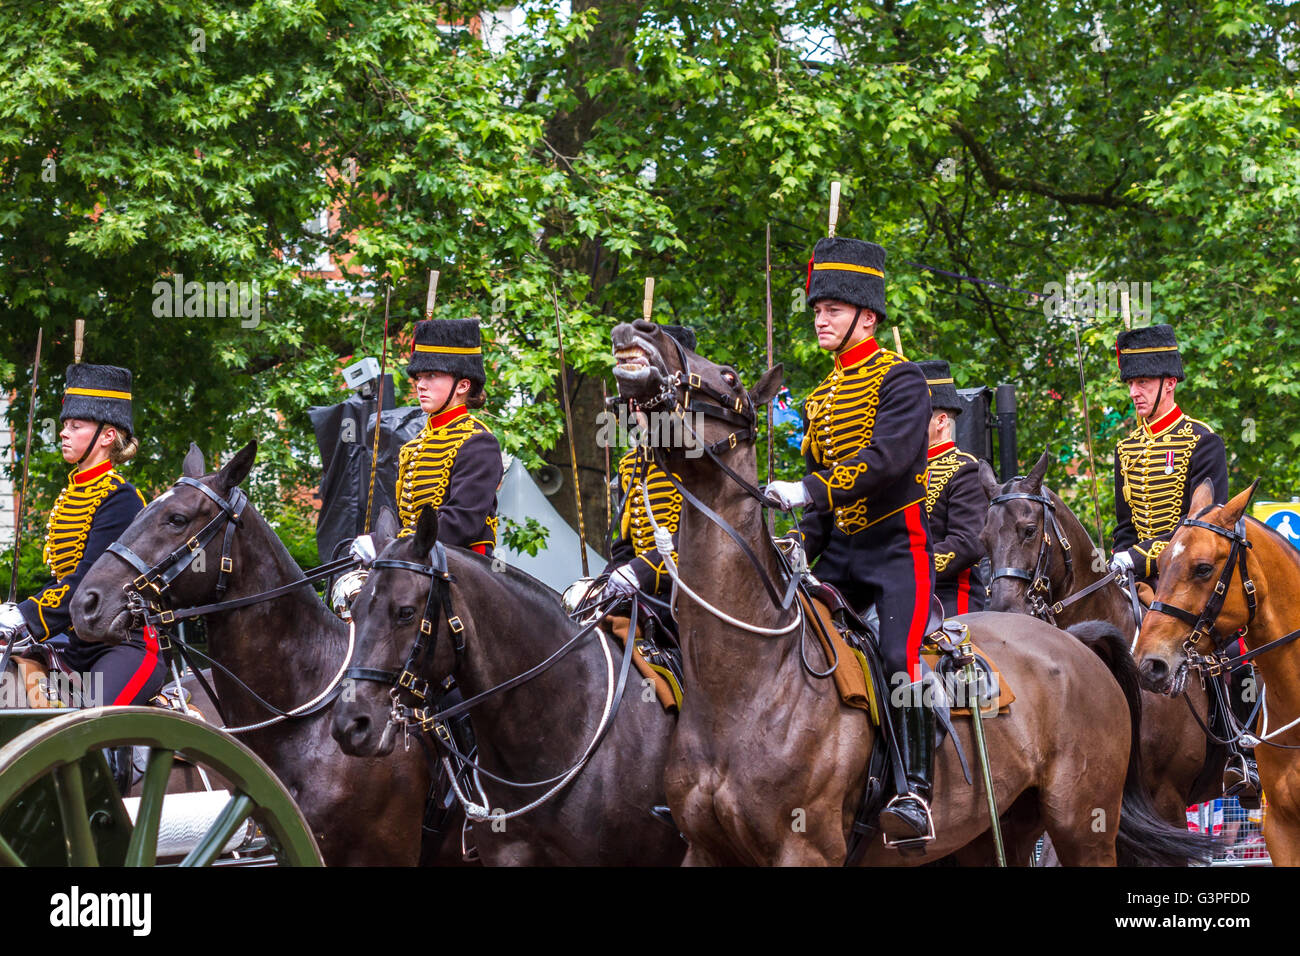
[168,514,188,527]
[1195,563,1215,579]
[1022,525,1037,540]
[723,372,737,387]
[397,606,416,624]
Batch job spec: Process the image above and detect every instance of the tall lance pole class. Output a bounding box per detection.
[7,329,43,604]
[828,181,840,238]
[552,287,589,577]
[765,224,776,535]
[364,281,392,533]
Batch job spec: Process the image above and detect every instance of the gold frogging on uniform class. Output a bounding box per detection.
[396,412,498,551]
[802,346,903,534]
[43,469,139,580]
[617,451,682,591]
[1116,417,1206,542]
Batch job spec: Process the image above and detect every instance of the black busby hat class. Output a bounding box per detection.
[661,324,696,352]
[1116,324,1184,382]
[61,364,133,436]
[916,360,962,415]
[806,236,887,322]
[406,319,486,389]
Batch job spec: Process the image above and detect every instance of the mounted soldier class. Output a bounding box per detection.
[343,318,503,594]
[1106,324,1257,806]
[0,364,165,706]
[765,236,937,846]
[916,360,988,617]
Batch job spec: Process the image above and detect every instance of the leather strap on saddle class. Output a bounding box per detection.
[604,615,682,711]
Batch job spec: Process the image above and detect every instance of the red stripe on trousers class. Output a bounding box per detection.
[113,625,160,705]
[904,503,931,682]
[957,568,971,615]
[471,544,487,556]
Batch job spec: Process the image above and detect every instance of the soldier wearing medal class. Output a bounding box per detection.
[1107,324,1256,805]
[917,360,988,617]
[0,364,166,706]
[765,236,937,846]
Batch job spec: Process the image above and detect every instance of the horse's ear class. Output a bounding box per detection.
[413,505,439,558]
[182,442,205,478]
[216,441,257,496]
[748,364,784,408]
[1189,478,1216,519]
[1220,478,1261,527]
[978,459,1000,501]
[373,507,399,553]
[1026,451,1051,491]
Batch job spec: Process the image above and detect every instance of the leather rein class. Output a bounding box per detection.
[989,487,1144,627]
[107,475,361,729]
[342,543,642,813]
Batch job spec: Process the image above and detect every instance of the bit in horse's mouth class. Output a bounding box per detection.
[1170,658,1190,697]
[612,335,668,393]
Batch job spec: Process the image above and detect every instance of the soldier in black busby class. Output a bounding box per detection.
[348,318,503,574]
[916,360,988,617]
[0,364,167,706]
[1108,324,1257,805]
[765,236,938,847]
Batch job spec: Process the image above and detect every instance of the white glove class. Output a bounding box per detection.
[606,564,640,597]
[1108,551,1134,574]
[766,480,811,511]
[0,603,24,630]
[349,534,377,567]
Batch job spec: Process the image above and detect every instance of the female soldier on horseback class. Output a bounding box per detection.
[0,363,164,706]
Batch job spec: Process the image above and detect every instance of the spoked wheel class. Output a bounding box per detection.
[0,707,322,867]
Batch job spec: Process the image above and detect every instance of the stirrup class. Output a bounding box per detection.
[880,792,935,849]
[1223,753,1261,809]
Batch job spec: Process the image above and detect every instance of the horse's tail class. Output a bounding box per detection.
[1065,620,1214,866]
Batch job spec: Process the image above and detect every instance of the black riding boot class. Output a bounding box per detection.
[879,680,936,847]
[1222,666,1261,810]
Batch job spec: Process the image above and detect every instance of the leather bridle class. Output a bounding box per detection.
[1149,515,1259,675]
[619,333,799,614]
[988,487,1074,623]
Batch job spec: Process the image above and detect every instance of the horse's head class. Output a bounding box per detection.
[610,318,783,471]
[979,451,1064,613]
[332,505,454,757]
[72,441,258,644]
[1135,478,1261,695]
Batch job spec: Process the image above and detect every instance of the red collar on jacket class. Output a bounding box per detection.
[428,404,469,430]
[1143,404,1183,437]
[835,336,880,371]
[927,440,956,461]
[72,460,113,485]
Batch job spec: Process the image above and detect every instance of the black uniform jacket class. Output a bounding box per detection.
[396,404,503,555]
[603,448,682,597]
[796,336,932,560]
[1113,405,1229,579]
[19,460,146,641]
[925,440,988,612]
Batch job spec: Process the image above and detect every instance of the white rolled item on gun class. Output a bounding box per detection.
[121,790,255,858]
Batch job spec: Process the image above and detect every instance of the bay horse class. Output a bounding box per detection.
[70,442,446,866]
[330,506,686,866]
[980,452,1223,828]
[611,318,1205,866]
[1136,478,1300,864]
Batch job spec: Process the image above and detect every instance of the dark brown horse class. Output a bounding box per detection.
[611,318,1205,866]
[70,442,442,866]
[980,452,1223,828]
[330,506,686,866]
[1136,479,1300,865]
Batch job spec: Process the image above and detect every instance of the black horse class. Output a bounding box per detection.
[72,442,446,866]
[331,505,685,866]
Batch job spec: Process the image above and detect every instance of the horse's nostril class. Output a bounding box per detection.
[632,318,657,334]
[80,589,100,617]
[1140,657,1169,682]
